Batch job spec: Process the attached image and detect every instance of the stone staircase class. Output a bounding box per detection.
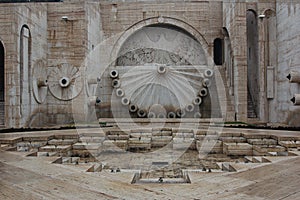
[1,128,300,174]
[247,89,257,118]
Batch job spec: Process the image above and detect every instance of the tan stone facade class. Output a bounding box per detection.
[0,0,299,128]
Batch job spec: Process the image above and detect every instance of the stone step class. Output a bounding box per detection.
[54,135,79,140]
[172,128,193,133]
[172,132,194,138]
[87,163,102,172]
[17,141,47,149]
[196,140,223,154]
[102,140,128,152]
[253,145,286,156]
[22,135,54,142]
[221,162,236,172]
[79,137,105,143]
[106,130,130,135]
[72,143,102,150]
[279,140,300,148]
[27,152,58,157]
[113,140,128,150]
[62,157,80,164]
[245,156,271,163]
[271,135,300,142]
[151,136,172,147]
[242,133,272,139]
[223,143,253,156]
[218,132,243,137]
[128,138,151,150]
[130,132,152,138]
[107,134,130,140]
[48,139,78,146]
[0,137,22,144]
[152,130,172,137]
[130,128,152,133]
[173,138,195,150]
[219,136,247,143]
[247,138,277,145]
[79,132,106,137]
[39,145,72,152]
[229,163,263,172]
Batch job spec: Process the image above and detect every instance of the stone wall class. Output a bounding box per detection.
[1,0,300,128]
[273,2,300,126]
[0,4,48,127]
[223,1,248,121]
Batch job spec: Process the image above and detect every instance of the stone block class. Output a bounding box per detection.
[247,139,277,145]
[253,145,286,154]
[48,139,77,146]
[279,141,300,148]
[39,145,72,152]
[219,136,247,143]
[197,140,223,154]
[223,143,253,156]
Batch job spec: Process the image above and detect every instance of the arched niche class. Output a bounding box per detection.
[20,25,32,118]
[0,40,5,126]
[246,10,259,118]
[222,28,234,96]
[107,23,222,119]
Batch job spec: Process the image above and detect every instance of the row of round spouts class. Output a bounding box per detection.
[109,66,214,118]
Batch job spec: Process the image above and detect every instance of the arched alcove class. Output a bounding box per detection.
[108,24,221,119]
[20,25,32,117]
[247,10,259,118]
[222,28,234,95]
[0,41,4,126]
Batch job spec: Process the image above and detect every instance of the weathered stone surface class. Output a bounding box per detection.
[223,143,253,156]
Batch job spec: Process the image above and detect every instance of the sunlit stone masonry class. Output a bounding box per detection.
[0,0,300,128]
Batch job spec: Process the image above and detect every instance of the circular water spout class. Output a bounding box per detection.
[186,104,195,112]
[121,97,130,105]
[137,109,147,118]
[193,97,202,105]
[129,104,138,113]
[199,88,208,97]
[147,112,156,118]
[110,70,119,79]
[176,108,186,118]
[157,65,167,74]
[116,88,125,97]
[202,78,211,87]
[37,78,48,87]
[157,113,166,118]
[204,69,214,78]
[167,112,176,119]
[112,79,121,88]
[59,77,70,88]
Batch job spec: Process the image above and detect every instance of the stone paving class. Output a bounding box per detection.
[1,127,300,199]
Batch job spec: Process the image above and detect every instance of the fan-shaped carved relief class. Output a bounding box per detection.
[111,65,214,118]
[48,63,83,101]
[32,59,48,104]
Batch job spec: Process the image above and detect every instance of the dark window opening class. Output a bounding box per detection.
[214,38,223,65]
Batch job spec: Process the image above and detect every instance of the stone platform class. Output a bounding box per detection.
[1,127,300,199]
